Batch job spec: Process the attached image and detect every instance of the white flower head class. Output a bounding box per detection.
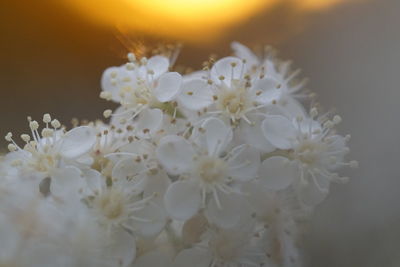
[0,41,356,267]
[101,54,182,124]
[260,110,357,205]
[156,117,260,227]
[4,115,96,195]
[178,56,282,125]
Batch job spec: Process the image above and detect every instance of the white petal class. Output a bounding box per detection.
[174,248,212,267]
[82,169,103,193]
[112,158,147,189]
[259,156,298,190]
[135,108,163,137]
[205,192,248,229]
[251,77,281,104]
[297,173,330,206]
[262,115,297,150]
[106,229,136,267]
[279,96,307,117]
[210,56,244,87]
[133,251,173,267]
[50,166,84,198]
[227,145,260,182]
[202,117,232,156]
[241,181,276,216]
[131,202,166,237]
[101,66,126,102]
[164,181,201,220]
[147,55,169,78]
[143,170,171,203]
[154,72,182,102]
[239,114,275,153]
[231,41,259,68]
[178,78,214,110]
[156,135,195,175]
[58,126,96,159]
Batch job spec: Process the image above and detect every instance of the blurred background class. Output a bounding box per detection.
[1,0,399,266]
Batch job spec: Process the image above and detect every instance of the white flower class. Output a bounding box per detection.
[231,41,308,113]
[243,182,309,267]
[156,117,260,227]
[174,225,267,267]
[101,54,182,123]
[178,56,281,123]
[4,115,96,195]
[0,42,356,267]
[260,112,357,205]
[85,170,167,238]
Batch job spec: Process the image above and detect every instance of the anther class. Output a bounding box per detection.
[5,132,12,142]
[43,114,51,124]
[8,144,17,152]
[310,107,318,118]
[333,115,342,124]
[51,119,61,129]
[103,109,112,118]
[110,71,118,79]
[126,62,135,70]
[41,128,54,138]
[29,121,39,131]
[21,134,30,142]
[140,57,148,65]
[127,53,136,62]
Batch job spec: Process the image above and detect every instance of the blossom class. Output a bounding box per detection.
[156,117,260,227]
[174,224,268,267]
[4,114,96,195]
[178,56,281,123]
[260,110,357,205]
[101,54,182,124]
[0,42,356,267]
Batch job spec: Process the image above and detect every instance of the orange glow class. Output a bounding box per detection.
[63,0,346,42]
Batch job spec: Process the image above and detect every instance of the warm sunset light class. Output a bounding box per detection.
[62,0,345,42]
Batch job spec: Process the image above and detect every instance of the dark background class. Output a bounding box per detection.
[1,0,400,266]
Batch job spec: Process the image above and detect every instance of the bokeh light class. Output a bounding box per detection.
[63,0,346,42]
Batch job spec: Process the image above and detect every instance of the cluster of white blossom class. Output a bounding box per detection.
[0,42,357,267]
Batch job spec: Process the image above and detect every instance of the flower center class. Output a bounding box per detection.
[217,86,251,121]
[95,188,126,220]
[295,139,325,166]
[197,156,227,184]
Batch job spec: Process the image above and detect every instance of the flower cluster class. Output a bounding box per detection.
[0,42,357,267]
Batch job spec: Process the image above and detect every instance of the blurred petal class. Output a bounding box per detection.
[132,202,166,237]
[174,248,211,267]
[211,56,243,87]
[206,192,247,228]
[156,135,195,175]
[227,144,260,182]
[133,251,173,267]
[178,79,213,110]
[164,181,201,220]
[202,117,232,156]
[262,115,297,150]
[59,126,96,159]
[154,72,182,102]
[135,108,163,137]
[147,55,169,78]
[259,156,298,190]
